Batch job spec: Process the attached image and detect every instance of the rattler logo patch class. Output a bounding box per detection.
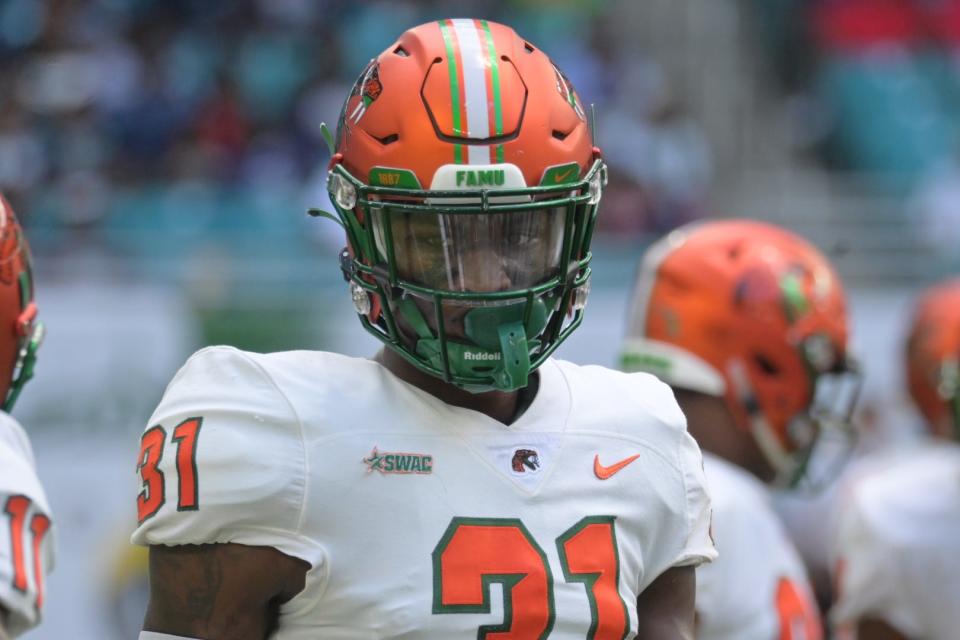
[511,448,541,474]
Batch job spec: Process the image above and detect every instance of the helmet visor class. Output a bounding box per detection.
[372,207,566,294]
[786,359,863,491]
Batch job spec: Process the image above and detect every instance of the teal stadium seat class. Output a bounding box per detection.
[818,53,957,191]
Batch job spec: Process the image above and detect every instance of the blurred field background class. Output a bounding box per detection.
[0,0,952,637]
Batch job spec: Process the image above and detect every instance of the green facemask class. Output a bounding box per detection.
[321,158,605,393]
[3,321,43,412]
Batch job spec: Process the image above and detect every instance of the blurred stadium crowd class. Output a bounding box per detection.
[757,0,960,259]
[7,0,960,278]
[763,0,960,186]
[0,0,716,273]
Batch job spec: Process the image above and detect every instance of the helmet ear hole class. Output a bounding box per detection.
[754,353,780,377]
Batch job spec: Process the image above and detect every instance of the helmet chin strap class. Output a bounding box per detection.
[396,296,547,393]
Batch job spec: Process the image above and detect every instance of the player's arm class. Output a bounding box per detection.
[143,543,308,640]
[634,565,695,640]
[628,380,713,639]
[134,348,321,638]
[855,618,911,640]
[0,606,10,640]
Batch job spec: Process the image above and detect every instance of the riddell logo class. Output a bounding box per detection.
[464,352,501,361]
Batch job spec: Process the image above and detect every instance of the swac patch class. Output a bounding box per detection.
[363,447,433,475]
[511,448,541,474]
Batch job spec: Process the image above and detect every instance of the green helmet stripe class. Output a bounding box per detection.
[438,20,465,164]
[480,19,505,163]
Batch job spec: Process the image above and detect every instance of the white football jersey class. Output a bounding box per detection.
[132,346,716,639]
[0,411,54,637]
[831,442,960,639]
[696,454,821,640]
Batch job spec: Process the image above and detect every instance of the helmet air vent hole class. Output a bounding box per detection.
[394,45,409,57]
[375,133,399,145]
[524,41,535,53]
[552,130,569,141]
[754,354,780,377]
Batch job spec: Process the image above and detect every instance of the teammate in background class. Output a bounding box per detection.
[132,20,715,640]
[830,279,960,640]
[0,195,53,639]
[622,220,860,640]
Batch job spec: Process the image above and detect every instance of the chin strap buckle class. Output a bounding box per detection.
[339,247,355,282]
[496,321,530,390]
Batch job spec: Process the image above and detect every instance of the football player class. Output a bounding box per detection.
[830,278,960,640]
[0,195,52,639]
[133,19,716,640]
[622,220,859,639]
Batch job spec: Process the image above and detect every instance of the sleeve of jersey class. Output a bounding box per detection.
[694,496,785,640]
[0,416,55,637]
[630,375,716,570]
[130,346,323,568]
[671,425,717,569]
[830,490,922,637]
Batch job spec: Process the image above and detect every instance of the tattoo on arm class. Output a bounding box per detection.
[148,544,223,626]
[144,544,309,640]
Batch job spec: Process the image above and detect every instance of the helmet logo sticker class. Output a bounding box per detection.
[779,269,812,323]
[0,225,21,286]
[553,64,585,121]
[363,446,433,474]
[348,62,382,124]
[511,448,541,474]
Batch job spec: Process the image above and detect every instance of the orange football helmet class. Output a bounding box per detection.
[320,19,605,393]
[622,220,859,483]
[905,278,960,439]
[0,195,42,411]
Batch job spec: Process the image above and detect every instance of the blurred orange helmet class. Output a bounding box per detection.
[904,278,960,439]
[622,220,858,480]
[323,19,605,392]
[0,195,42,411]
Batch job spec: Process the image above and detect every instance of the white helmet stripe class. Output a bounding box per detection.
[451,19,491,165]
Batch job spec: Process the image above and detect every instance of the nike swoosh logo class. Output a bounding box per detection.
[553,168,575,183]
[594,454,640,480]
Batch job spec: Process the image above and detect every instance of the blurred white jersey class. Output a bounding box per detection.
[697,454,821,640]
[831,442,960,639]
[132,346,716,639]
[0,412,54,637]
